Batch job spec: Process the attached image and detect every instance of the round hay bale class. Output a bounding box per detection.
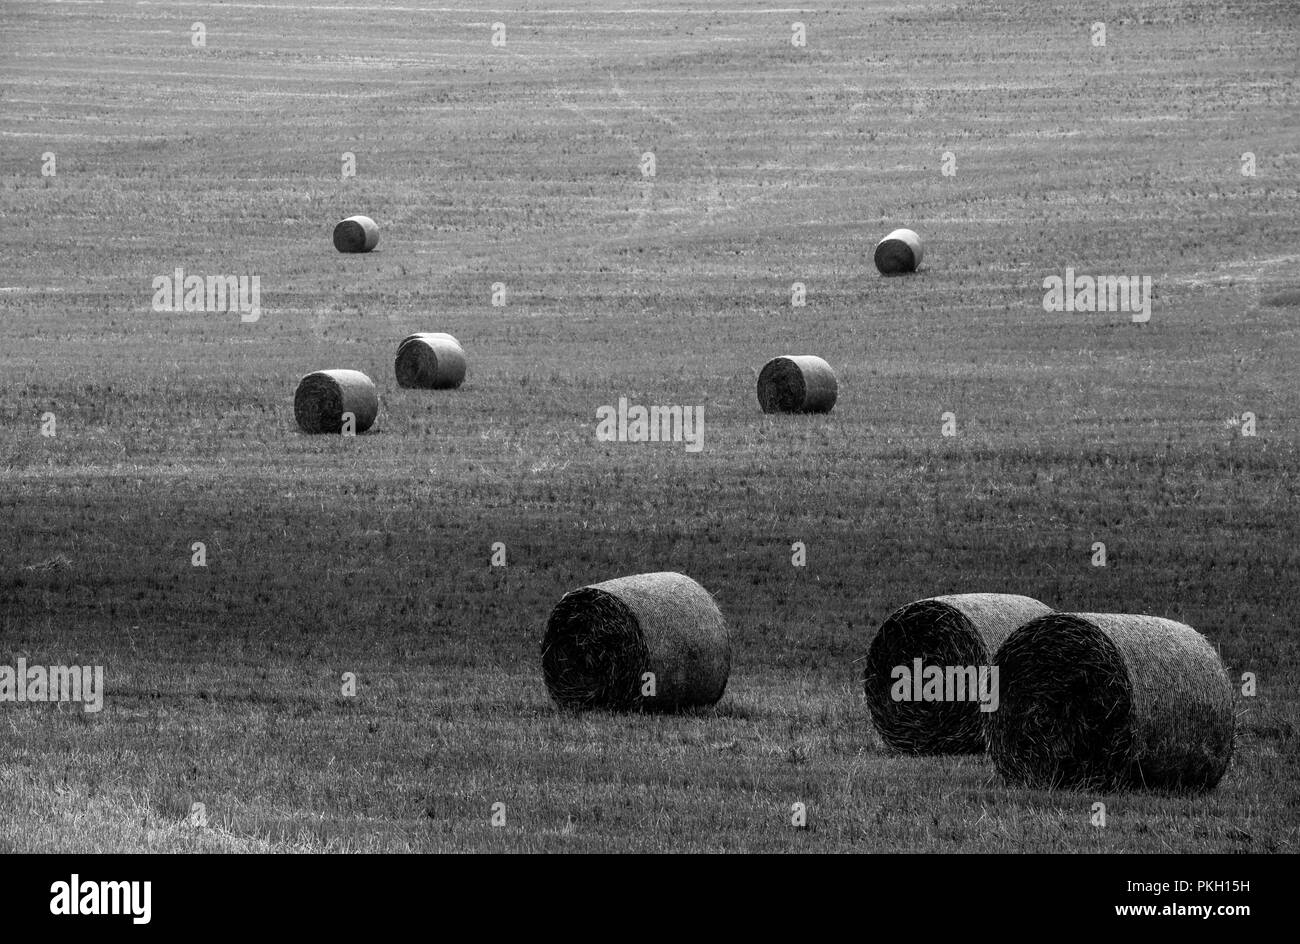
[541,572,731,713]
[333,215,379,253]
[990,613,1234,792]
[873,227,923,274]
[863,593,1053,754]
[293,369,379,434]
[757,355,838,414]
[394,332,467,389]
[1262,288,1300,307]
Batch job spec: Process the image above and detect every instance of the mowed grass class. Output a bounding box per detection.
[1,0,1298,852]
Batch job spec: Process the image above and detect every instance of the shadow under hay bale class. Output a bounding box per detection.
[333,215,379,253]
[990,613,1235,793]
[757,355,838,414]
[863,593,1053,754]
[873,227,924,275]
[394,333,466,389]
[294,369,379,434]
[541,572,731,713]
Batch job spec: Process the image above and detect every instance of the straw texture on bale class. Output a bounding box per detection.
[333,215,379,253]
[990,614,1234,792]
[757,355,838,414]
[863,593,1053,754]
[394,333,467,389]
[294,369,379,434]
[873,227,924,274]
[541,572,730,712]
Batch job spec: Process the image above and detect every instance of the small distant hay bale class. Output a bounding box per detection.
[757,355,838,414]
[293,369,379,434]
[990,613,1234,792]
[873,227,924,274]
[541,572,731,712]
[394,333,467,389]
[862,593,1053,754]
[333,215,379,253]
[1262,288,1300,307]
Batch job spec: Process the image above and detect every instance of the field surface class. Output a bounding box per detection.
[1,0,1298,852]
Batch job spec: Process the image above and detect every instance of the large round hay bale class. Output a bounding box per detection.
[394,332,466,389]
[757,355,838,414]
[863,593,1053,754]
[990,613,1234,792]
[873,227,923,274]
[293,369,379,434]
[333,215,379,253]
[541,572,731,712]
